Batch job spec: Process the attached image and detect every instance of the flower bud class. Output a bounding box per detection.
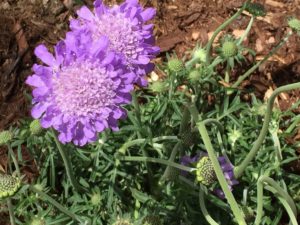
[0,130,13,146]
[91,192,102,206]
[222,41,238,58]
[142,215,162,225]
[149,81,167,93]
[245,3,266,17]
[193,48,206,63]
[0,174,21,199]
[196,156,216,186]
[288,17,300,32]
[188,70,201,83]
[29,217,46,225]
[113,218,133,225]
[167,58,184,73]
[29,120,43,135]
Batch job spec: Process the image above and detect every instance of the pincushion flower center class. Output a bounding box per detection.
[93,13,140,65]
[52,61,116,117]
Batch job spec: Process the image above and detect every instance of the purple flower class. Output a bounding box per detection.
[26,32,136,146]
[70,0,160,86]
[180,152,238,199]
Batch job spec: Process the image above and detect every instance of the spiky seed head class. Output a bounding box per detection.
[245,3,266,17]
[196,156,216,186]
[0,174,21,199]
[162,166,179,181]
[29,217,46,225]
[149,81,167,93]
[193,48,206,62]
[288,18,300,32]
[167,59,184,72]
[188,70,201,83]
[142,215,162,225]
[222,41,238,58]
[112,219,133,225]
[0,131,13,146]
[180,128,199,147]
[29,120,43,135]
[91,192,102,206]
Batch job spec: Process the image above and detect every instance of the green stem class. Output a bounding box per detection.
[277,197,298,225]
[203,118,224,133]
[199,186,219,225]
[118,156,195,172]
[51,129,86,193]
[224,63,230,83]
[30,185,83,223]
[197,121,246,225]
[231,31,292,89]
[119,136,179,154]
[7,198,16,225]
[235,82,300,178]
[254,176,297,225]
[161,142,182,180]
[7,145,20,177]
[205,2,249,64]
[132,91,156,195]
[237,16,254,45]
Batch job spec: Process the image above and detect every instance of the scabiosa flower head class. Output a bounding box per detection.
[180,152,238,199]
[26,32,136,146]
[70,0,160,86]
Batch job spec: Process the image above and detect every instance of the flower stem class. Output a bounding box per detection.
[30,185,84,223]
[7,145,20,177]
[7,198,16,225]
[118,156,195,172]
[197,121,246,225]
[199,185,219,225]
[118,136,179,154]
[231,31,292,90]
[51,129,86,193]
[254,176,297,225]
[205,1,249,64]
[234,82,300,178]
[237,16,254,45]
[131,91,155,192]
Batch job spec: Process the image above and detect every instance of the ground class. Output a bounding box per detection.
[0,0,300,223]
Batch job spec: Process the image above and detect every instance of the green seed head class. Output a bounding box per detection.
[288,17,300,32]
[193,48,206,62]
[188,70,201,83]
[245,3,266,17]
[162,166,179,182]
[149,81,167,93]
[167,58,184,72]
[142,215,162,225]
[196,157,216,186]
[29,217,46,225]
[91,192,102,206]
[0,174,21,199]
[0,130,13,146]
[180,128,199,147]
[112,219,133,225]
[29,120,43,135]
[222,41,238,58]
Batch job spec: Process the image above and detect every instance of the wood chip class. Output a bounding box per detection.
[265,0,285,8]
